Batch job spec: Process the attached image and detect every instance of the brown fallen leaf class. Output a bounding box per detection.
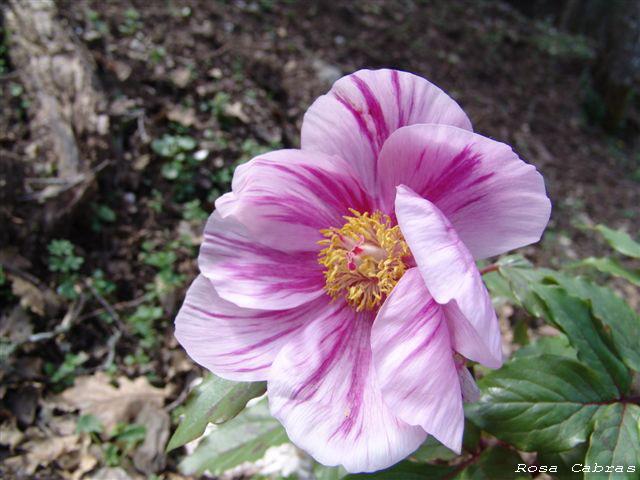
[166,105,197,127]
[8,434,80,476]
[224,101,250,123]
[170,67,192,88]
[58,372,170,433]
[133,402,170,475]
[10,277,47,316]
[58,436,98,480]
[88,466,135,480]
[0,420,25,450]
[0,305,33,344]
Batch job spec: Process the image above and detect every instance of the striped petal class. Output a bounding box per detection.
[377,124,551,259]
[268,305,426,473]
[372,268,464,453]
[175,275,330,381]
[199,211,325,310]
[395,186,503,368]
[218,149,373,252]
[301,69,471,192]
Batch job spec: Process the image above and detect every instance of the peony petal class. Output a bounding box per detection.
[371,268,464,453]
[395,186,502,368]
[199,211,325,310]
[301,69,472,192]
[268,305,426,473]
[457,365,480,403]
[175,275,330,381]
[377,124,551,258]
[219,149,373,252]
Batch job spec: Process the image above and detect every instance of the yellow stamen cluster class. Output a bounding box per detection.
[318,209,410,311]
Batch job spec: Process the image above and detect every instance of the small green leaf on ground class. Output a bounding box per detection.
[76,414,104,434]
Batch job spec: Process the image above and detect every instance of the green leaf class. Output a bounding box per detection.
[348,447,529,480]
[411,436,458,463]
[538,443,588,480]
[494,255,549,316]
[571,257,640,286]
[512,334,577,360]
[595,225,640,259]
[167,374,266,452]
[466,355,617,452]
[314,463,348,480]
[178,400,288,476]
[112,423,146,451]
[455,446,529,479]
[76,414,103,434]
[411,420,480,463]
[176,135,197,151]
[532,284,630,393]
[550,274,640,372]
[584,403,640,479]
[346,461,456,480]
[483,269,518,306]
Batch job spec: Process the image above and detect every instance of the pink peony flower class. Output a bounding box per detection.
[175,69,551,473]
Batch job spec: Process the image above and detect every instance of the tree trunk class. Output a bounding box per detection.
[3,0,108,226]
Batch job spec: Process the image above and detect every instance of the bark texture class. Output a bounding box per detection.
[4,0,107,225]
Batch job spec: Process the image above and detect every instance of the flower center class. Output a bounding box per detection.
[318,209,410,312]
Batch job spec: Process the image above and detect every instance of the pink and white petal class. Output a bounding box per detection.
[301,69,472,192]
[199,211,325,310]
[377,124,551,258]
[457,365,480,403]
[395,186,502,368]
[175,275,330,381]
[372,268,464,453]
[268,305,426,473]
[219,149,373,252]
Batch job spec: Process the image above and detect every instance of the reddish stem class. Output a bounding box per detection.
[479,263,499,275]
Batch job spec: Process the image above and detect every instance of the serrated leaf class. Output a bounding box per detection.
[494,255,550,316]
[595,225,640,259]
[347,447,528,480]
[178,400,288,476]
[584,403,640,479]
[512,334,577,360]
[550,274,640,372]
[466,355,617,452]
[167,375,266,452]
[532,284,629,393]
[538,443,588,480]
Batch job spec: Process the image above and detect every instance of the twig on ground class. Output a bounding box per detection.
[78,294,148,322]
[21,295,86,344]
[83,278,123,326]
